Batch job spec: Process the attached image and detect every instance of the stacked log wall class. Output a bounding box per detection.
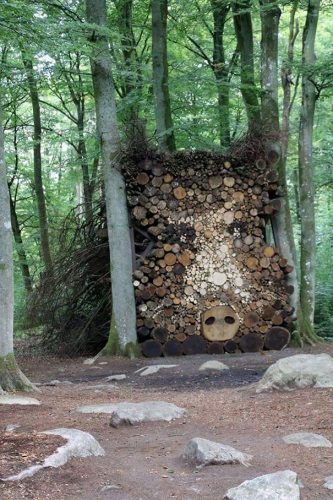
[124,151,294,356]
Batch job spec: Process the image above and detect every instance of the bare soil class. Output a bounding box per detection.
[0,432,65,477]
[1,344,333,499]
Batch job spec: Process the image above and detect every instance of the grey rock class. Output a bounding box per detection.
[78,401,186,427]
[105,374,126,381]
[5,424,21,432]
[199,361,229,372]
[256,354,333,392]
[224,470,300,500]
[3,428,105,481]
[135,365,178,376]
[324,476,333,490]
[183,437,251,467]
[0,395,40,405]
[283,432,332,448]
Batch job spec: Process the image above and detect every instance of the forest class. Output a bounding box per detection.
[1,0,333,391]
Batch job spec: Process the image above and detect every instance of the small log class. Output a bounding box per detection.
[264,326,290,351]
[182,335,207,355]
[272,313,284,326]
[263,246,275,258]
[136,172,150,185]
[262,305,276,320]
[163,339,183,356]
[141,339,162,357]
[239,333,264,353]
[223,176,235,187]
[173,186,186,200]
[244,312,259,328]
[175,331,187,342]
[224,339,238,353]
[152,327,168,343]
[164,253,177,266]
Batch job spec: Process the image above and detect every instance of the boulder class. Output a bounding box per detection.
[256,354,333,392]
[224,470,300,500]
[283,432,332,448]
[324,476,333,490]
[183,437,251,467]
[78,401,186,427]
[4,428,105,481]
[199,360,229,372]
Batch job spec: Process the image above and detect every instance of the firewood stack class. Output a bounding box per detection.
[124,150,294,357]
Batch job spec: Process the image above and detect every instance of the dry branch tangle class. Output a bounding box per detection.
[125,151,293,356]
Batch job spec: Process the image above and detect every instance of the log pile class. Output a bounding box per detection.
[124,150,294,356]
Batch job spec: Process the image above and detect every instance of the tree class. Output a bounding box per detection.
[86,0,138,356]
[152,0,176,151]
[0,101,33,392]
[22,52,53,273]
[232,0,260,130]
[298,0,322,343]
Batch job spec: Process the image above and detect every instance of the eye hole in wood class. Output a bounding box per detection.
[225,316,235,324]
[205,316,215,325]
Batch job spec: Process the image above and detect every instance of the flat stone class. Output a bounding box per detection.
[105,374,126,381]
[224,470,300,500]
[256,354,333,392]
[78,401,186,427]
[199,361,229,372]
[324,476,333,490]
[135,365,178,376]
[5,424,21,432]
[184,438,251,467]
[0,395,40,405]
[4,428,105,481]
[283,432,332,448]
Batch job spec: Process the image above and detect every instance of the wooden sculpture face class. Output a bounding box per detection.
[201,305,240,342]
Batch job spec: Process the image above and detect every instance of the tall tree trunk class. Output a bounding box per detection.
[232,0,260,130]
[211,0,230,148]
[86,0,138,357]
[115,0,143,140]
[152,0,176,151]
[22,54,53,273]
[298,0,322,343]
[9,189,33,293]
[260,0,299,331]
[77,101,94,223]
[0,103,33,393]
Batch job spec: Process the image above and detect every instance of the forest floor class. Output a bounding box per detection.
[1,343,333,499]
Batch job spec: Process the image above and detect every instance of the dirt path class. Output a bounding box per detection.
[1,346,333,499]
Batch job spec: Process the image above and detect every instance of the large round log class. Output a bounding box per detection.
[201,306,239,342]
[152,327,168,343]
[163,339,183,356]
[223,339,238,354]
[137,327,151,343]
[264,326,290,351]
[207,342,224,354]
[141,339,162,357]
[182,335,207,355]
[239,333,264,353]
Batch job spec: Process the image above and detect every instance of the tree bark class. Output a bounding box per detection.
[298,0,322,343]
[0,103,33,392]
[152,0,176,151]
[86,0,138,357]
[232,0,260,130]
[260,0,299,328]
[22,53,53,274]
[211,0,231,148]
